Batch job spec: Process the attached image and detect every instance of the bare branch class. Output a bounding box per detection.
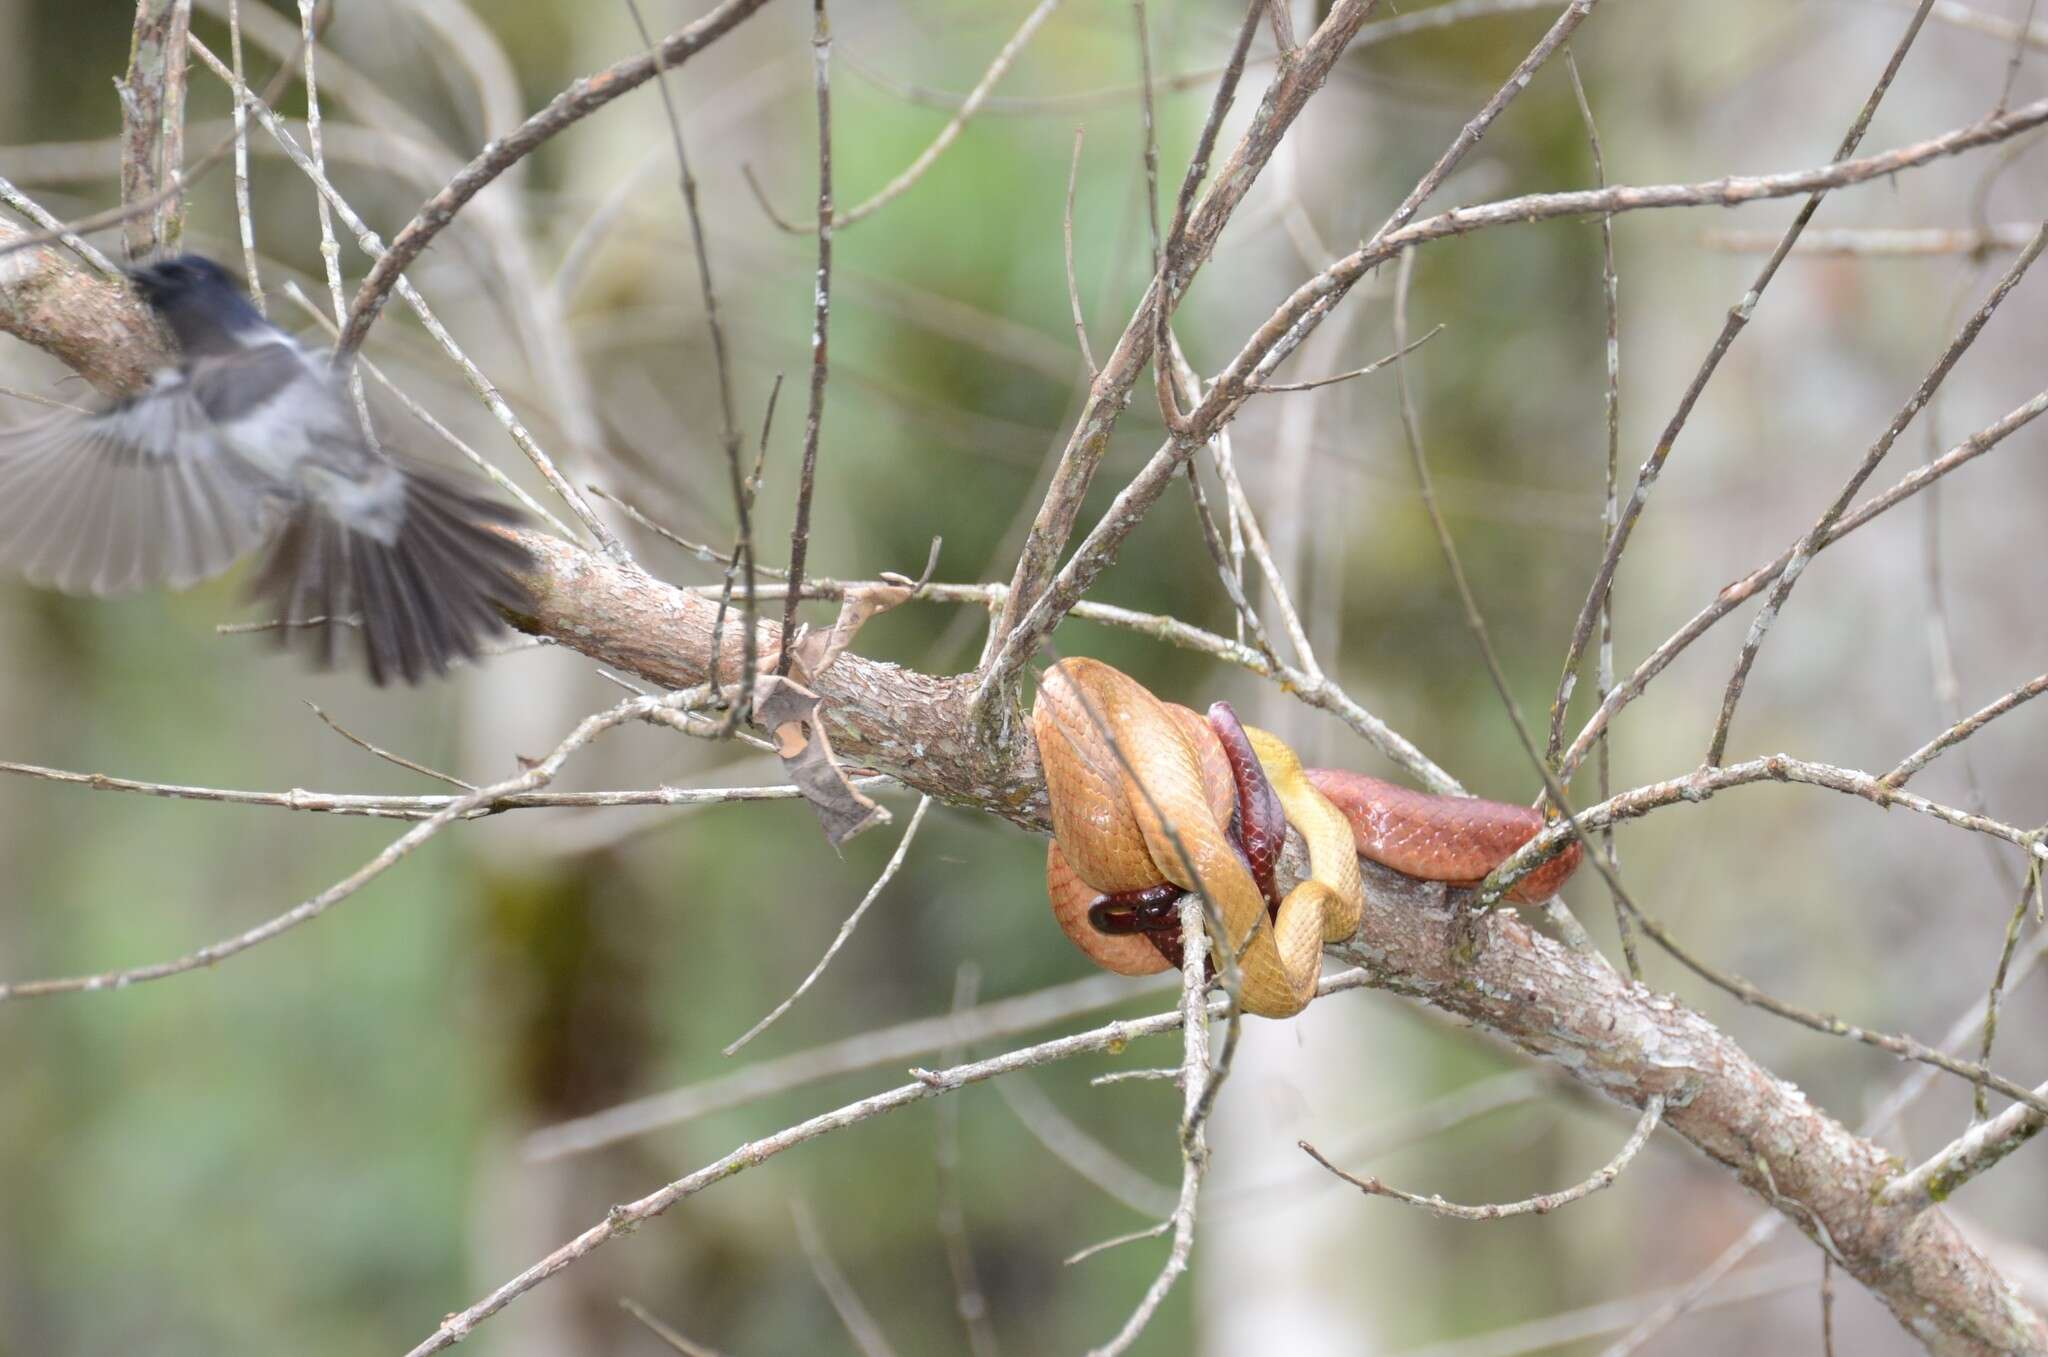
[1063,126,1096,376]
[618,1299,728,1357]
[758,0,1061,233]
[303,702,472,790]
[984,0,1598,703]
[933,965,1001,1357]
[1550,0,1943,744]
[0,693,721,1001]
[332,0,771,363]
[1245,324,1441,392]
[1705,222,2048,765]
[980,0,1383,707]
[225,0,261,307]
[1883,672,2048,789]
[118,0,193,259]
[406,969,1371,1357]
[0,175,119,278]
[524,972,1177,1161]
[186,38,618,549]
[779,0,835,677]
[992,1074,1176,1217]
[1882,1080,2048,1211]
[791,1200,898,1357]
[1302,1094,1663,1220]
[1556,381,2048,780]
[1088,897,1214,1357]
[724,795,932,1055]
[1700,222,2043,255]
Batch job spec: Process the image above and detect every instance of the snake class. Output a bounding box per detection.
[1032,657,1582,1018]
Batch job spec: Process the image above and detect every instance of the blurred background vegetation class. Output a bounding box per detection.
[2,1,2047,1353]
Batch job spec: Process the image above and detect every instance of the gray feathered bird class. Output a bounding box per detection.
[0,255,534,684]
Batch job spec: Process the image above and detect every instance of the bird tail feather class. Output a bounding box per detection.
[247,469,534,685]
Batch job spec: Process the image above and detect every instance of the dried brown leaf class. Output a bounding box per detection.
[755,675,889,849]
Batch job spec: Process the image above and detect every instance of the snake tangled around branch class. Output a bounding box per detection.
[1032,658,1582,1018]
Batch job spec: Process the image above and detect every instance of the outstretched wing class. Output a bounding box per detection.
[0,373,282,596]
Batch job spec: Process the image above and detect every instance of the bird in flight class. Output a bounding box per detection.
[0,254,534,684]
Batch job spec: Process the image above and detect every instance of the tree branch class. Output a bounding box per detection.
[331,0,772,363]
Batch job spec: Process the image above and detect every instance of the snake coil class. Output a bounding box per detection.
[1032,658,1580,1018]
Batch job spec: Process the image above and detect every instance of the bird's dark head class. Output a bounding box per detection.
[127,255,265,354]
[127,254,240,307]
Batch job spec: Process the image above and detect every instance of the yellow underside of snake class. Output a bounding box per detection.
[1032,658,1365,1018]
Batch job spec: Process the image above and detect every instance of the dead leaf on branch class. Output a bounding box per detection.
[753,544,937,849]
[755,674,889,851]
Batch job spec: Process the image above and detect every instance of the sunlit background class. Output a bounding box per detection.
[3,1,2047,1353]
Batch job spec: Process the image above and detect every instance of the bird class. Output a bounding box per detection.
[0,254,535,685]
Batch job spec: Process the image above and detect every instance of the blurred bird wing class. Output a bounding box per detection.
[0,378,280,596]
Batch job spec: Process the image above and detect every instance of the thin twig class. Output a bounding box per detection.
[1180,458,1283,675]
[296,2,343,324]
[1391,249,1609,958]
[1882,672,2048,789]
[1997,0,2043,112]
[754,0,1061,233]
[1557,380,2048,782]
[1821,1255,1837,1357]
[1245,326,1442,393]
[1212,1069,1552,1214]
[724,796,932,1055]
[0,693,724,1001]
[1087,897,1214,1357]
[1700,223,2042,255]
[1146,0,1264,436]
[225,0,261,307]
[623,0,761,724]
[1169,334,1316,679]
[713,375,783,729]
[409,971,1371,1355]
[1594,874,2048,1119]
[993,1075,1177,1217]
[1302,1094,1663,1220]
[790,1199,898,1357]
[619,1298,728,1357]
[524,971,1181,1161]
[1972,854,2042,1120]
[331,0,772,362]
[1704,221,2048,765]
[1550,0,1942,753]
[296,0,376,439]
[303,702,472,790]
[1065,1221,1171,1266]
[1064,126,1096,376]
[0,174,120,277]
[279,282,571,535]
[778,0,834,677]
[1131,1,1162,265]
[1901,259,2026,899]
[1563,46,1636,977]
[1881,1075,2048,1210]
[934,965,1001,1357]
[187,37,617,549]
